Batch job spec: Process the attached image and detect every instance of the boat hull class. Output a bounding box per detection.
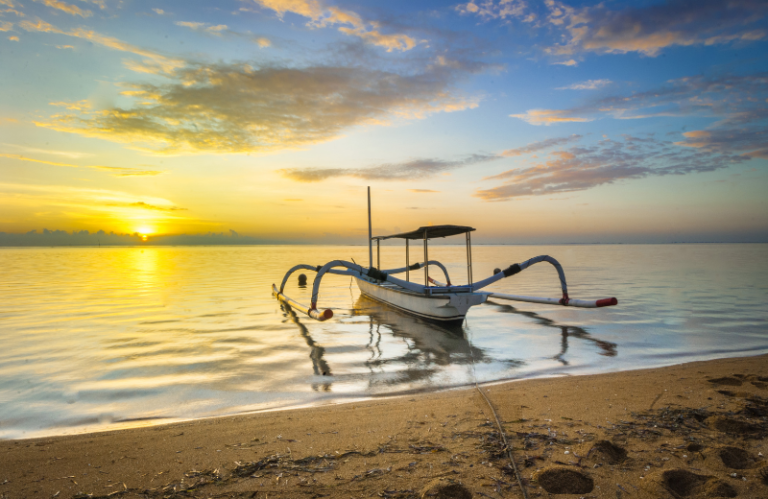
[355,276,486,324]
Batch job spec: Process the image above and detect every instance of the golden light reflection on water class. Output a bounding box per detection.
[0,244,767,439]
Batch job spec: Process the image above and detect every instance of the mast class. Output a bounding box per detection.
[367,186,373,269]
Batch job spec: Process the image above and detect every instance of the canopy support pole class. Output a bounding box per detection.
[405,239,410,282]
[466,231,473,285]
[367,186,372,269]
[423,230,429,287]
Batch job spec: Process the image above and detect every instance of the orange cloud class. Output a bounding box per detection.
[32,0,91,17]
[0,153,161,176]
[252,0,420,51]
[510,109,593,126]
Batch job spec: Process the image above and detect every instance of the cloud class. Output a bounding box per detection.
[0,182,187,221]
[557,79,612,90]
[281,154,498,182]
[19,19,184,74]
[0,153,162,176]
[476,135,749,200]
[110,201,186,211]
[544,0,768,59]
[32,0,91,17]
[675,128,768,158]
[510,109,593,125]
[513,72,768,125]
[252,0,419,51]
[175,21,271,47]
[152,8,165,15]
[2,143,90,158]
[501,134,582,156]
[0,21,12,31]
[8,35,18,41]
[408,189,439,193]
[455,0,535,22]
[36,60,483,154]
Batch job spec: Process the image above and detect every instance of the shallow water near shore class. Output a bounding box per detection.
[1,243,767,439]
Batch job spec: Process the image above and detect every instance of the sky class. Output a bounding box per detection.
[1,0,767,244]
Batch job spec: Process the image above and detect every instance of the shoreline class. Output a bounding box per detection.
[2,354,767,498]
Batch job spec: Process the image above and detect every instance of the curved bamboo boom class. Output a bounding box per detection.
[272,284,333,321]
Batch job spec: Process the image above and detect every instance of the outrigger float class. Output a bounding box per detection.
[274,188,617,325]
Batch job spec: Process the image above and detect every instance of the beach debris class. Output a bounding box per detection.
[409,444,446,454]
[352,466,391,481]
[533,466,594,494]
[740,396,768,418]
[660,469,736,498]
[759,467,768,486]
[184,468,222,482]
[588,440,627,465]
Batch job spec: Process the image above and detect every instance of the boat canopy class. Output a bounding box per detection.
[373,225,475,241]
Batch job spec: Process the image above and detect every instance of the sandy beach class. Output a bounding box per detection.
[2,354,767,499]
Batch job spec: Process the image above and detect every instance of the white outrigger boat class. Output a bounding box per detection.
[274,188,617,324]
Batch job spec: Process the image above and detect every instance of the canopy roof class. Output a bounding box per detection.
[373,225,475,241]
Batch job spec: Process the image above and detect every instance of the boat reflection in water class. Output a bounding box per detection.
[280,294,615,395]
[352,295,497,376]
[485,299,618,365]
[278,301,333,392]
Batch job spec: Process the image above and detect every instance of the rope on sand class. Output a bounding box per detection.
[474,383,529,499]
[466,328,528,499]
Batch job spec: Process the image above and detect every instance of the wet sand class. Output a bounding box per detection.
[2,354,767,499]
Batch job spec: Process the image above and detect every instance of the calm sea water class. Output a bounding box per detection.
[1,244,767,439]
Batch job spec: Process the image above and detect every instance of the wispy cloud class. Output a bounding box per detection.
[175,21,271,47]
[510,109,592,125]
[557,79,612,90]
[2,143,90,158]
[544,0,768,60]
[408,189,440,193]
[513,73,768,125]
[110,201,186,211]
[675,128,768,159]
[500,134,582,156]
[476,135,749,200]
[36,60,483,154]
[0,153,162,176]
[281,154,498,182]
[252,0,420,52]
[0,182,188,220]
[32,0,91,18]
[19,19,184,74]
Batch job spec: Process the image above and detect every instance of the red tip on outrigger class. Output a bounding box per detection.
[596,297,618,307]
